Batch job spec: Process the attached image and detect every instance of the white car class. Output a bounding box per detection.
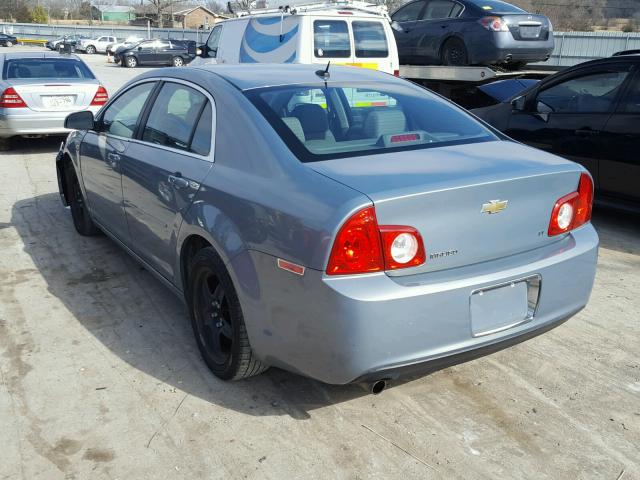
[106,36,145,55]
[192,6,400,75]
[77,35,119,54]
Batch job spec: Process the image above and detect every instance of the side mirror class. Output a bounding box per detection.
[511,95,526,111]
[391,21,405,32]
[65,110,95,130]
[197,44,207,57]
[137,46,142,51]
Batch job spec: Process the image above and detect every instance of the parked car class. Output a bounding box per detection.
[77,35,119,54]
[390,0,554,68]
[472,54,640,209]
[0,33,17,47]
[46,34,89,51]
[449,77,539,109]
[0,52,107,149]
[56,64,597,386]
[114,39,196,68]
[193,8,400,75]
[106,36,145,55]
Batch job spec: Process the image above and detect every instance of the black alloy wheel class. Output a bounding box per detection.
[441,38,469,66]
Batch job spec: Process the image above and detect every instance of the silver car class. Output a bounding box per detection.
[57,64,598,389]
[0,52,106,148]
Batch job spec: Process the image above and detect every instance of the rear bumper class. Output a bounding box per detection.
[0,107,101,138]
[470,32,555,64]
[235,224,598,384]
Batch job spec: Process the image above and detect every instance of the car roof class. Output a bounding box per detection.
[189,63,397,91]
[0,52,83,61]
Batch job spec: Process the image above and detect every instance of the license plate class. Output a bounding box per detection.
[470,281,529,337]
[520,26,540,38]
[42,95,74,109]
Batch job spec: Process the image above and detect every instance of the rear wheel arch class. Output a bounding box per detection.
[180,234,214,296]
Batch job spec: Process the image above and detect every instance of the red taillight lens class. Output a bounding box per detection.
[326,207,426,275]
[393,69,400,77]
[0,87,27,108]
[327,206,384,275]
[379,226,426,270]
[548,173,594,236]
[479,16,508,32]
[90,85,109,106]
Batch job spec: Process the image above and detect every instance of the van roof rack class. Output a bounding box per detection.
[234,0,389,20]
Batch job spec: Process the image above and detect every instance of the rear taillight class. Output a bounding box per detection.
[326,206,426,275]
[90,85,109,106]
[548,173,593,236]
[0,87,27,108]
[479,16,509,32]
[393,69,400,77]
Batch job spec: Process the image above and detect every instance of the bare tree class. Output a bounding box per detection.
[146,0,188,27]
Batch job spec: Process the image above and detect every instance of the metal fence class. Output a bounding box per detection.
[2,21,640,67]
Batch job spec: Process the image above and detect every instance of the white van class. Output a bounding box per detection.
[193,8,399,76]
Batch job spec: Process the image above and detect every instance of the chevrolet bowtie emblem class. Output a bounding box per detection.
[481,199,508,214]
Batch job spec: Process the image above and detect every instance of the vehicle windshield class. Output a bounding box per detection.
[2,59,95,80]
[246,82,498,162]
[473,0,525,13]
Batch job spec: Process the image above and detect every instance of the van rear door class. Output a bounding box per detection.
[311,17,355,69]
[350,19,397,75]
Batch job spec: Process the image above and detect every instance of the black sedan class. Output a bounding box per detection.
[0,34,17,47]
[390,0,554,68]
[472,53,640,209]
[115,39,196,68]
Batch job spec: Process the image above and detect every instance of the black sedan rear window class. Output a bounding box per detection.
[3,59,95,80]
[246,82,498,162]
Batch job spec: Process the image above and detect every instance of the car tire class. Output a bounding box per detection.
[172,56,184,67]
[441,38,469,66]
[86,45,96,54]
[5,41,13,47]
[125,56,137,68]
[187,247,268,380]
[66,165,101,236]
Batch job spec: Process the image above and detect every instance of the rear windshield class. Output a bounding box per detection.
[353,21,388,58]
[473,0,525,13]
[2,59,95,80]
[246,82,498,162]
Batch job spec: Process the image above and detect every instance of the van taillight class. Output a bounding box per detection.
[326,206,426,275]
[548,173,593,236]
[0,87,27,108]
[393,69,400,77]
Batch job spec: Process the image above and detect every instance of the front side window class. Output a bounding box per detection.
[142,82,210,154]
[3,59,95,80]
[206,25,223,57]
[392,1,426,22]
[247,82,497,162]
[536,71,629,114]
[353,21,388,58]
[101,82,155,138]
[314,20,350,58]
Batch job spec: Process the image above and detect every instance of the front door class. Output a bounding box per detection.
[505,66,631,187]
[391,0,427,63]
[136,40,157,65]
[81,81,157,241]
[121,81,215,281]
[599,68,640,202]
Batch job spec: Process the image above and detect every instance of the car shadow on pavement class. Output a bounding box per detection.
[591,207,640,257]
[12,192,411,420]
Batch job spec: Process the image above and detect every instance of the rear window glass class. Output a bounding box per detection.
[3,59,95,80]
[314,20,350,58]
[474,0,525,13]
[353,21,388,58]
[246,82,497,162]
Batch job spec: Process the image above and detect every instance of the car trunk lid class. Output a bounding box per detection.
[9,80,100,112]
[502,14,551,41]
[311,140,583,275]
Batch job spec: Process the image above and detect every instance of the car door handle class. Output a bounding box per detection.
[106,152,120,167]
[168,174,189,189]
[575,129,599,137]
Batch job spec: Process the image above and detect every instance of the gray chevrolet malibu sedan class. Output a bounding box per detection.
[56,64,598,389]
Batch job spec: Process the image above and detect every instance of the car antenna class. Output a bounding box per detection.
[315,61,330,85]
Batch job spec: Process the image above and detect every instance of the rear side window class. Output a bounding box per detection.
[423,0,457,19]
[537,71,629,114]
[142,82,211,154]
[620,75,640,113]
[353,22,388,58]
[3,59,95,80]
[314,20,350,58]
[101,82,155,139]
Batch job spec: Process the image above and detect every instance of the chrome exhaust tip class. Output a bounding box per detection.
[370,379,387,395]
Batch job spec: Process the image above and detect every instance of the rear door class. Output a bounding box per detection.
[155,40,173,65]
[313,18,354,68]
[414,0,463,63]
[599,67,640,202]
[121,80,215,281]
[351,20,394,74]
[81,81,157,242]
[504,65,631,186]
